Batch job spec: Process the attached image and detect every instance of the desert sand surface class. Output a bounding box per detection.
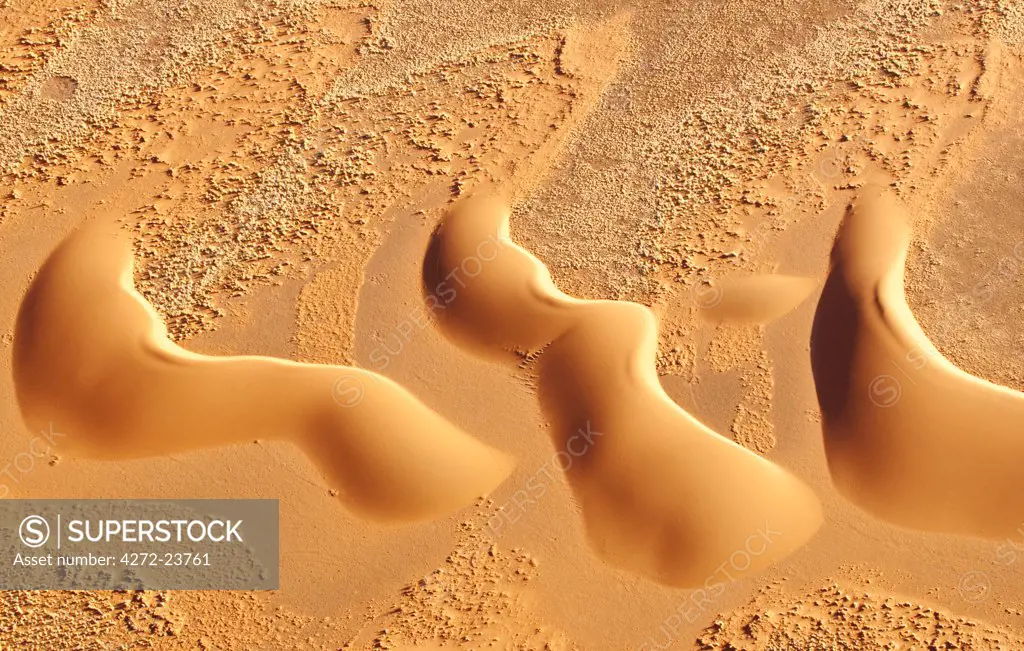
[3,0,1024,649]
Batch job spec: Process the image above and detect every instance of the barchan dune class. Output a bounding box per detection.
[423,195,823,588]
[12,221,513,523]
[813,189,1024,539]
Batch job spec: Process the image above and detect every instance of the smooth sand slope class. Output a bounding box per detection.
[423,195,823,588]
[695,275,817,324]
[12,221,513,523]
[813,188,1024,539]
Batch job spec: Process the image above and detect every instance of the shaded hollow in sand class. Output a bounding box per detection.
[12,221,513,523]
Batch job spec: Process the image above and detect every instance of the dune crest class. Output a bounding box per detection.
[812,188,1024,538]
[12,222,513,523]
[424,196,822,588]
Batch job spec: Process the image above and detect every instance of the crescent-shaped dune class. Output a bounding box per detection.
[813,188,1024,539]
[12,221,514,523]
[423,195,823,588]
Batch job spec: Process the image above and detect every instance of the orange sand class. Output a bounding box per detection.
[425,195,821,587]
[814,188,1024,539]
[14,221,512,522]
[2,0,1024,649]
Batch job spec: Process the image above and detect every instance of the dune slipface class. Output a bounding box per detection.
[424,196,822,588]
[813,189,1024,539]
[12,222,513,523]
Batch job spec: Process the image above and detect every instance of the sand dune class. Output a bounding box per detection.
[695,274,817,324]
[12,221,513,523]
[2,0,1023,647]
[423,195,822,587]
[813,188,1024,538]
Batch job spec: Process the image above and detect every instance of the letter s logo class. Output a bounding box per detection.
[19,515,50,548]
